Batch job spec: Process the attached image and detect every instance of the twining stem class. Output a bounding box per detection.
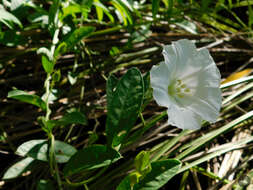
[43,1,64,189]
[44,73,63,190]
[44,74,52,121]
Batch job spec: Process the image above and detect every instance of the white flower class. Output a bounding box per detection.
[150,39,222,130]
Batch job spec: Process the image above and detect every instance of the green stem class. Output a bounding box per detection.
[49,133,63,190]
[139,113,146,127]
[90,25,123,36]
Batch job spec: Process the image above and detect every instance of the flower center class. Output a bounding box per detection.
[168,79,192,98]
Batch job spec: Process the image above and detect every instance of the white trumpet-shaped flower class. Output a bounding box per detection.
[150,39,222,130]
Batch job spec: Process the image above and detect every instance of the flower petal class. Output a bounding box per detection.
[198,62,221,88]
[150,61,170,91]
[153,87,173,108]
[183,95,220,123]
[197,87,222,112]
[172,40,202,79]
[150,61,174,108]
[167,105,202,130]
[172,39,197,62]
[163,45,177,70]
[150,39,222,130]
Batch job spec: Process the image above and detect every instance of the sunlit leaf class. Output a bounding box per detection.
[93,0,114,22]
[8,89,46,111]
[41,55,54,74]
[134,151,151,176]
[2,157,35,179]
[111,0,133,25]
[67,71,78,85]
[16,139,77,163]
[94,0,104,21]
[175,20,198,34]
[56,26,95,55]
[0,8,22,29]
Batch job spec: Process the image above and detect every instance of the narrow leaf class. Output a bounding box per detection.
[0,8,22,29]
[8,90,46,111]
[94,0,104,21]
[152,0,161,19]
[56,26,95,55]
[178,137,253,174]
[2,157,35,179]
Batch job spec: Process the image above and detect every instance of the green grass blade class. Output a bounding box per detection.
[176,110,253,160]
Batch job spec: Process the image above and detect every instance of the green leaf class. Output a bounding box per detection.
[248,1,253,28]
[0,8,22,29]
[134,159,181,190]
[94,0,104,21]
[56,26,95,55]
[106,68,144,148]
[37,179,54,190]
[41,89,59,104]
[117,159,181,190]
[111,0,133,25]
[52,69,61,82]
[2,157,35,179]
[152,0,161,19]
[37,116,55,133]
[135,151,151,175]
[116,175,132,190]
[8,89,46,111]
[48,0,60,33]
[92,0,114,22]
[67,71,78,85]
[57,110,88,126]
[42,55,54,74]
[106,74,119,108]
[0,30,26,47]
[37,47,53,60]
[141,72,152,111]
[16,139,77,163]
[63,145,121,176]
[201,0,212,12]
[62,4,84,19]
[175,20,198,34]
[11,0,24,11]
